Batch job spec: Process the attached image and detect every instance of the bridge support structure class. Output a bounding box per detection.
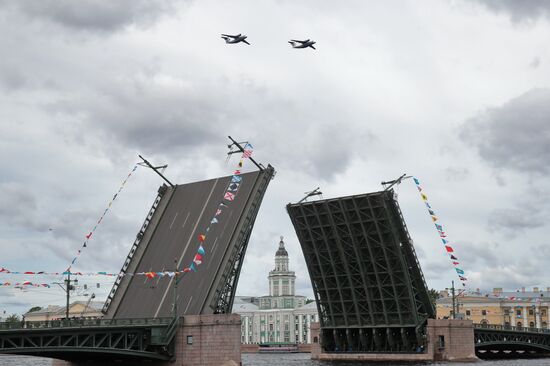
[48,314,241,366]
[310,319,477,362]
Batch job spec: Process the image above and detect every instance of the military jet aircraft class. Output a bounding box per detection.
[288,39,316,50]
[221,34,250,45]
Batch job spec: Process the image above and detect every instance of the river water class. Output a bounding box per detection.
[2,353,550,365]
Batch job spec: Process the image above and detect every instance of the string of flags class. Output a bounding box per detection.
[67,164,139,271]
[180,143,254,275]
[412,177,467,287]
[0,143,257,290]
[0,282,51,288]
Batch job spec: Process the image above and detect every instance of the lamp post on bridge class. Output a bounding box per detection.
[56,272,79,319]
[446,281,458,319]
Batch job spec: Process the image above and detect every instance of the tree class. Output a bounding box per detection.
[428,288,441,310]
[27,306,42,313]
[5,314,20,323]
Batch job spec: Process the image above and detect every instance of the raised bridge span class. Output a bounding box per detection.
[0,165,275,362]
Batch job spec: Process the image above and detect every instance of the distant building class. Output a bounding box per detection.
[23,301,103,321]
[437,287,550,329]
[233,237,318,344]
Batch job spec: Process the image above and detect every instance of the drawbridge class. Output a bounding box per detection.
[0,158,275,362]
[287,189,435,353]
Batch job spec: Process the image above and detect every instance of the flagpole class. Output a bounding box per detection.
[227,136,263,171]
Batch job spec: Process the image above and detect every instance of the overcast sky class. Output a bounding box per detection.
[1,0,550,316]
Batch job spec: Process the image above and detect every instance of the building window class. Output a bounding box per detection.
[466,310,471,316]
[269,324,274,331]
[504,309,510,316]
[517,322,523,327]
[530,322,535,328]
[542,310,547,316]
[186,335,193,345]
[481,310,487,316]
[438,335,445,349]
[517,309,521,316]
[529,309,534,316]
[480,319,488,325]
[543,322,547,328]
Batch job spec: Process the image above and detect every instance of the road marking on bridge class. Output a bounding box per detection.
[154,179,219,318]
[184,295,193,314]
[169,212,179,230]
[181,212,190,228]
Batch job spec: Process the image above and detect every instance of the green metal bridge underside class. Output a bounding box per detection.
[287,190,435,353]
[474,324,550,358]
[0,318,178,362]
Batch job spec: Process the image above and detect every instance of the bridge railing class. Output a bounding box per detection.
[474,323,550,334]
[0,317,174,331]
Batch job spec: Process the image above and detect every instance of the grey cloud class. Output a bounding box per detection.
[530,56,541,69]
[47,71,375,181]
[0,183,41,230]
[444,167,469,182]
[474,0,550,23]
[4,0,184,33]
[453,241,500,267]
[488,208,545,235]
[460,88,550,176]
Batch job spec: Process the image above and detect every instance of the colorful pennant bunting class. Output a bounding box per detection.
[413,177,467,288]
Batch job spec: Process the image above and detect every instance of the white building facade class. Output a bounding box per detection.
[233,237,318,344]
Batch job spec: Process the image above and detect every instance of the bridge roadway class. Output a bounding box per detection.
[108,170,261,319]
[0,318,178,361]
[474,323,550,358]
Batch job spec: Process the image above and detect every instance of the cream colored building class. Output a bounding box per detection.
[437,287,550,329]
[233,237,318,344]
[23,301,103,321]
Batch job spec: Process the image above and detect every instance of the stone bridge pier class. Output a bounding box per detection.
[52,314,241,366]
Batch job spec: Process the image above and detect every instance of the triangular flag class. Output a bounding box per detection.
[198,245,206,255]
[198,234,206,242]
[86,232,92,239]
[421,193,428,201]
[234,170,241,175]
[231,175,242,183]
[413,178,420,185]
[431,215,438,222]
[445,245,454,253]
[450,255,458,260]
[211,217,219,224]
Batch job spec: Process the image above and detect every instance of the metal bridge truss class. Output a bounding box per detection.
[210,165,275,314]
[287,190,434,353]
[0,318,177,361]
[103,184,169,314]
[474,324,550,358]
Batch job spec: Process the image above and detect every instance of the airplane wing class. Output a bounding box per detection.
[221,34,236,38]
[290,39,303,43]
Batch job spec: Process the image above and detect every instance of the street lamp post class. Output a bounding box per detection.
[56,272,78,319]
